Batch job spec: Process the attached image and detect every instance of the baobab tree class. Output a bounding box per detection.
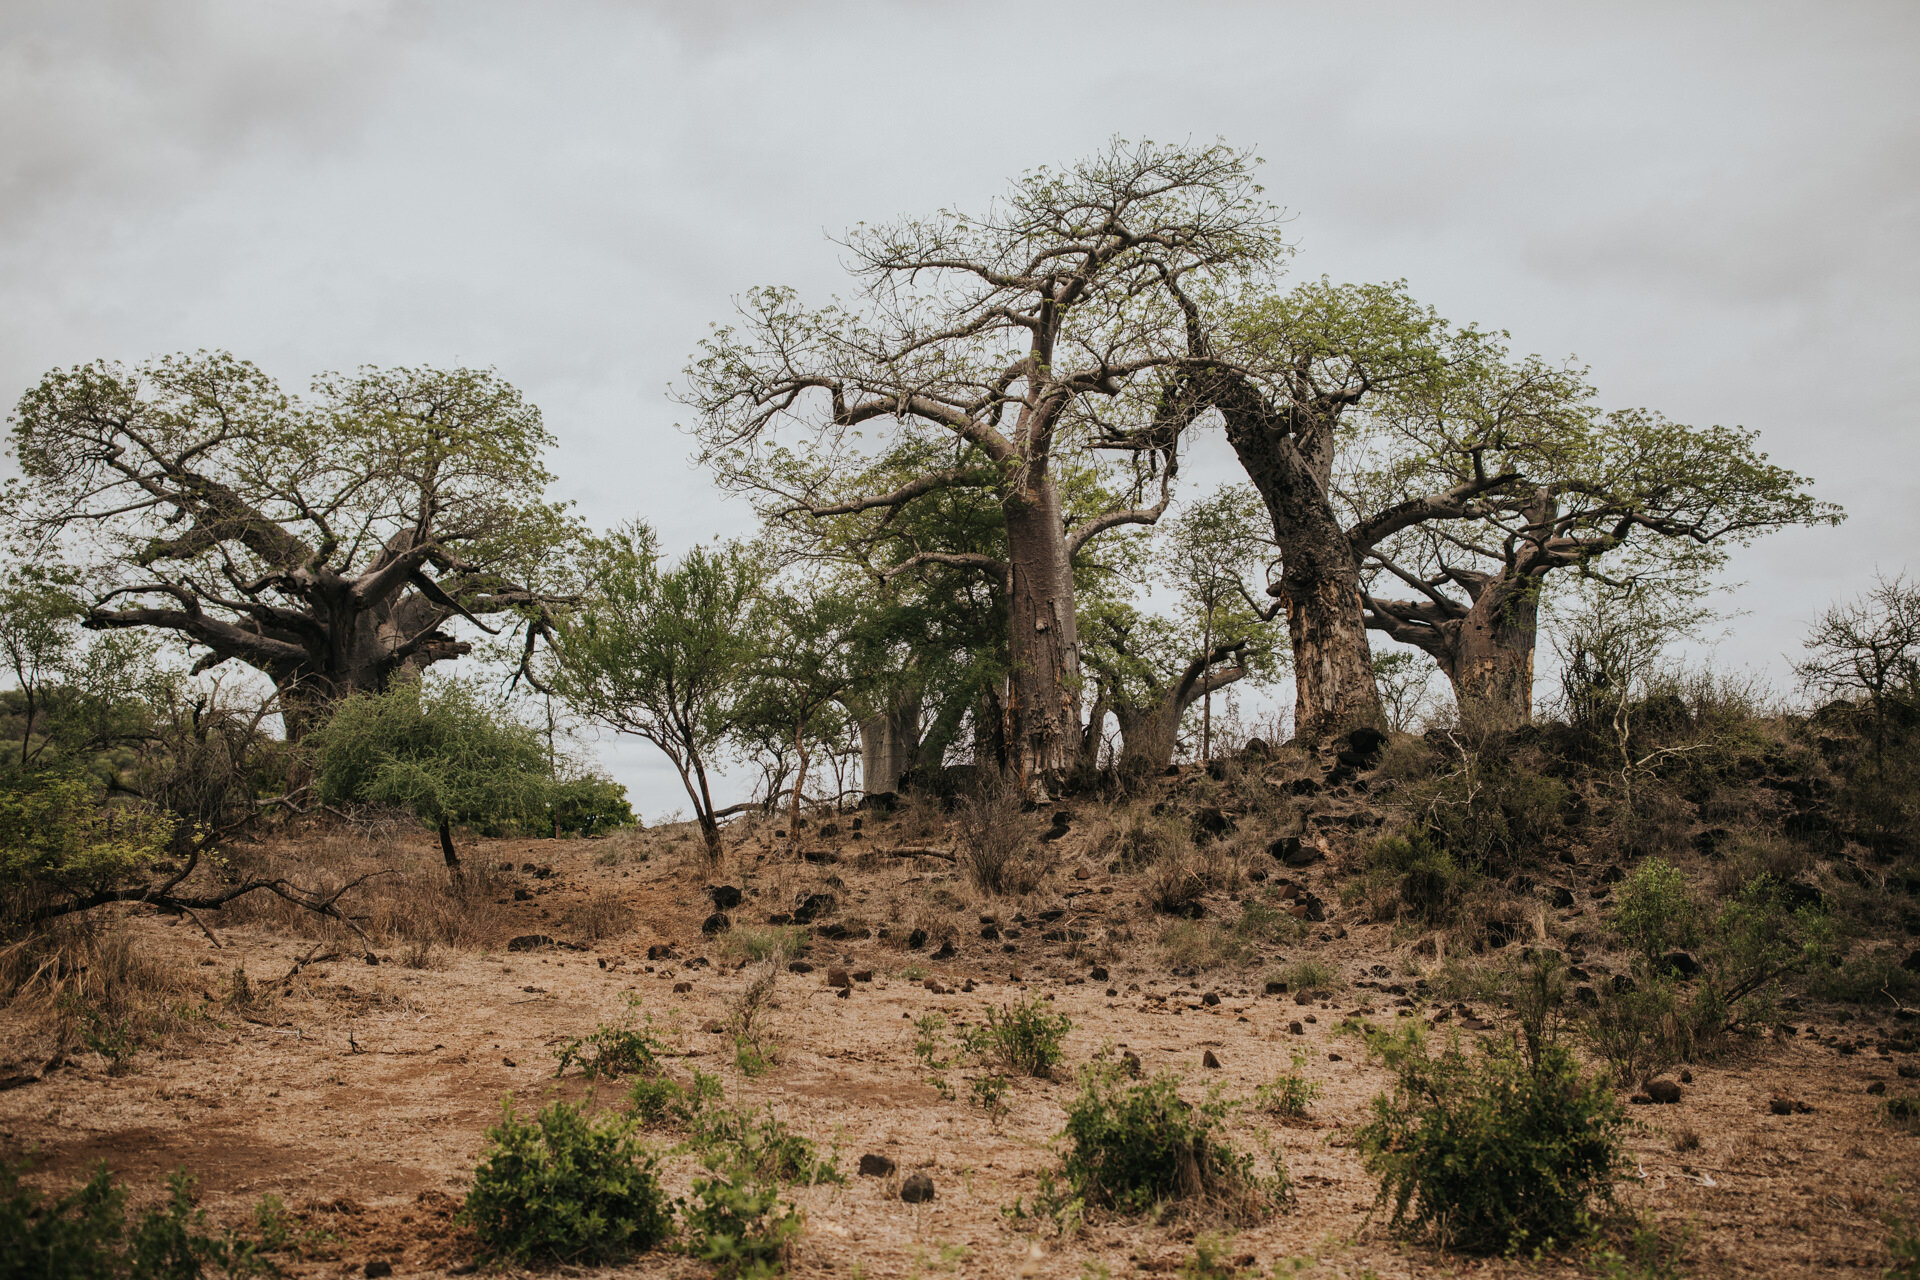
[685,140,1288,784]
[7,353,577,735]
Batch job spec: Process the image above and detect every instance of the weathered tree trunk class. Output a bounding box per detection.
[1208,372,1384,743]
[1111,643,1251,777]
[437,817,460,870]
[1447,577,1540,725]
[857,695,922,796]
[1002,475,1083,785]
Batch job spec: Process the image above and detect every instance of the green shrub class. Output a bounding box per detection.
[1281,959,1339,994]
[546,775,636,836]
[1232,897,1301,945]
[1884,1096,1920,1135]
[0,1160,274,1280]
[627,1068,722,1127]
[1614,858,1695,968]
[686,1105,842,1186]
[718,926,808,965]
[683,1175,802,1278]
[0,772,172,899]
[1158,920,1247,971]
[977,996,1072,1078]
[1357,1026,1622,1254]
[1045,1064,1278,1219]
[1253,1053,1322,1120]
[1370,831,1473,922]
[459,1096,673,1263]
[553,1018,665,1081]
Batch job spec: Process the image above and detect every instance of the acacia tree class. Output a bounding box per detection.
[7,353,577,735]
[736,582,863,846]
[0,566,80,766]
[1156,483,1276,761]
[547,525,763,861]
[1796,573,1920,758]
[686,141,1286,784]
[1359,400,1841,723]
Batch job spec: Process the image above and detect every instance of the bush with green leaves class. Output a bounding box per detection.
[1614,857,1695,968]
[1042,1062,1279,1220]
[0,1160,275,1280]
[553,1016,666,1080]
[1369,831,1473,923]
[1254,1052,1323,1120]
[309,677,560,866]
[1357,1024,1622,1254]
[459,1096,673,1264]
[627,1067,724,1127]
[0,772,172,903]
[545,774,636,836]
[975,995,1072,1078]
[685,1104,842,1187]
[683,1174,802,1279]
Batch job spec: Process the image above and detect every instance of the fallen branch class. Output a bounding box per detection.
[879,847,957,863]
[278,941,342,986]
[0,1046,66,1092]
[25,870,397,961]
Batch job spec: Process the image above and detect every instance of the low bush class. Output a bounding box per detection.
[460,1096,672,1264]
[719,925,808,965]
[1,1160,276,1280]
[1369,831,1473,923]
[1614,857,1696,968]
[954,782,1042,895]
[685,1105,842,1187]
[1280,959,1340,994]
[627,1068,723,1127]
[1253,1053,1322,1120]
[1040,1063,1280,1221]
[1158,920,1246,971]
[976,996,1071,1078]
[553,1015,666,1081]
[683,1174,802,1279]
[1357,1025,1622,1254]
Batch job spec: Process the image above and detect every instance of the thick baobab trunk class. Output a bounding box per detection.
[1443,577,1541,725]
[1002,477,1083,784]
[1211,373,1384,743]
[857,696,922,797]
[1112,643,1251,777]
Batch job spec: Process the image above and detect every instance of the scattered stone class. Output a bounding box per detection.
[1543,885,1577,910]
[673,981,693,994]
[1202,992,1221,1007]
[792,892,836,924]
[931,940,956,960]
[905,927,929,949]
[1663,949,1702,978]
[1265,980,1288,995]
[836,986,850,1000]
[787,960,814,974]
[1074,866,1092,880]
[701,1020,725,1034]
[826,967,852,989]
[900,1171,935,1204]
[1680,1069,1693,1083]
[701,912,731,936]
[506,934,555,952]
[1327,1052,1342,1062]
[1868,1081,1888,1095]
[1106,987,1118,997]
[1041,812,1073,842]
[1089,966,1109,981]
[1122,1050,1143,1076]
[1288,1021,1305,1035]
[1769,1096,1814,1115]
[852,969,874,983]
[1629,1092,1654,1106]
[708,885,743,910]
[858,1154,897,1178]
[818,823,840,839]
[978,925,1000,941]
[501,1057,516,1067]
[365,1262,393,1278]
[512,888,533,902]
[923,979,949,995]
[1202,1049,1221,1069]
[1645,1078,1683,1104]
[647,944,676,961]
[766,913,792,925]
[1269,836,1322,868]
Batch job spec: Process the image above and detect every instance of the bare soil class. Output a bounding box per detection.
[3,806,1916,1279]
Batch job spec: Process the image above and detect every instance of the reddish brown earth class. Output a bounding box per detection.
[2,813,1915,1278]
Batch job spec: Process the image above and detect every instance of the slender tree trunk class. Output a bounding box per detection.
[1115,702,1181,778]
[789,721,810,852]
[1002,475,1082,785]
[437,817,460,870]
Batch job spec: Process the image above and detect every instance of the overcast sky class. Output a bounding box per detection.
[4,0,1915,818]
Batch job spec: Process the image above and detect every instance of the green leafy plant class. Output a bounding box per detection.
[1254,1052,1322,1120]
[685,1105,843,1187]
[970,1073,1011,1122]
[1614,857,1695,968]
[683,1174,802,1278]
[458,1096,673,1264]
[1176,1233,1242,1280]
[977,996,1071,1078]
[1356,1024,1622,1254]
[554,1011,666,1080]
[0,1159,275,1280]
[627,1069,722,1127]
[1885,1202,1920,1279]
[1281,959,1339,994]
[1040,1063,1279,1220]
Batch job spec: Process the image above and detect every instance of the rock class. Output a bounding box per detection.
[708,884,743,910]
[787,960,814,974]
[1202,1049,1222,1069]
[1243,737,1271,757]
[1680,1069,1693,1083]
[818,823,840,839]
[1270,836,1322,868]
[1868,1081,1888,1095]
[365,1262,393,1278]
[647,943,676,961]
[905,927,929,949]
[792,892,836,924]
[978,925,1000,941]
[1122,1050,1143,1076]
[1041,811,1073,842]
[1345,725,1389,759]
[512,888,533,902]
[506,934,555,952]
[1074,866,1091,879]
[1902,949,1920,973]
[858,791,899,813]
[1573,984,1599,1006]
[931,939,956,960]
[1288,1021,1305,1035]
[836,987,850,1000]
[1265,980,1287,995]
[923,978,949,995]
[1106,987,1119,997]
[858,1153,897,1178]
[1645,1078,1683,1104]
[1201,992,1221,1007]
[826,967,851,988]
[700,1019,725,1034]
[1192,806,1232,841]
[852,969,874,983]
[1543,884,1577,909]
[1629,1092,1654,1106]
[900,1171,935,1204]
[673,981,693,993]
[701,912,731,936]
[1288,776,1321,796]
[1612,973,1637,995]
[1089,966,1109,981]
[1663,949,1702,978]
[766,913,792,926]
[1769,1096,1814,1115]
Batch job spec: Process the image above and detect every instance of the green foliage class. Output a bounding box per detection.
[545,774,636,835]
[977,996,1071,1078]
[1357,1025,1622,1254]
[459,1095,673,1264]
[1886,1203,1920,1280]
[1883,1095,1920,1135]
[1614,857,1695,968]
[685,1104,843,1187]
[309,677,555,838]
[1175,1233,1241,1280]
[1591,1213,1693,1280]
[1254,1052,1323,1119]
[718,925,808,965]
[683,1175,802,1279]
[627,1068,723,1127]
[1281,959,1340,993]
[0,1160,275,1280]
[553,1016,666,1081]
[1369,831,1472,923]
[0,771,172,898]
[970,1073,1012,1120]
[1044,1063,1276,1220]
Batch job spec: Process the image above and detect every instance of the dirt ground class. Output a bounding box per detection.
[3,807,1917,1279]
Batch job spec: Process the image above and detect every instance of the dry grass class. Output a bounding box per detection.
[954,784,1044,896]
[0,918,202,1072]
[562,887,637,942]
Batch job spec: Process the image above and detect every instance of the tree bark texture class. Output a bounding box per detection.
[1002,476,1083,784]
[858,696,922,797]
